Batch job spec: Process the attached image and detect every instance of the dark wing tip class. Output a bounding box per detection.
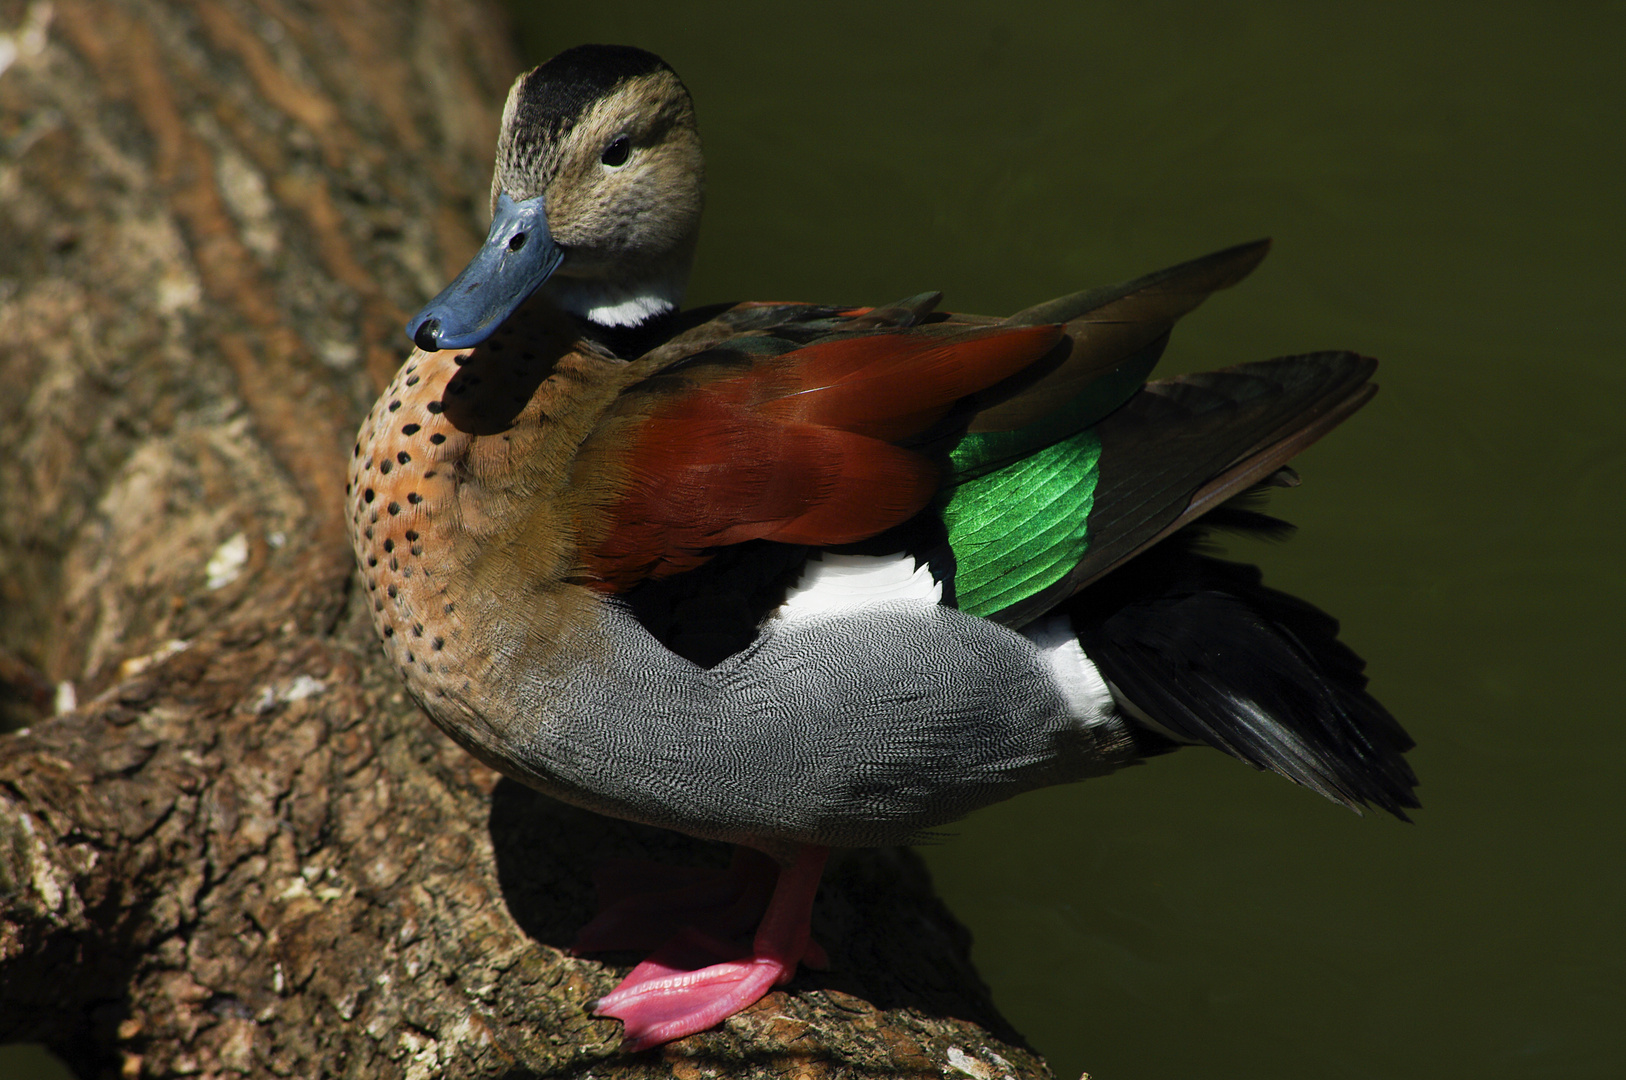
[1069,537,1420,820]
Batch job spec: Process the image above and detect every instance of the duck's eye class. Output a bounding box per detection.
[601,135,631,168]
[508,232,527,252]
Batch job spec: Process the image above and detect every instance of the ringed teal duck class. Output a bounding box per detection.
[348,44,1418,1051]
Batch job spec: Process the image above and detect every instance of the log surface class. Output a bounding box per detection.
[0,1,1054,1076]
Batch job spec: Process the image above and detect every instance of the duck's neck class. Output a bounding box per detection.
[544,235,697,329]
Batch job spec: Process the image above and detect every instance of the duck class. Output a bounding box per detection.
[347,43,1419,1051]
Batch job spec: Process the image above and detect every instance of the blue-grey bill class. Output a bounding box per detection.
[405,193,564,351]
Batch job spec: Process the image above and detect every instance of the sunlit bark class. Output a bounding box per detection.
[0,1,1051,1075]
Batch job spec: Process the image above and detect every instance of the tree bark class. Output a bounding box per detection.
[0,2,1054,1077]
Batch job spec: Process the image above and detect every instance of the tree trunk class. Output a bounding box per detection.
[0,2,1054,1076]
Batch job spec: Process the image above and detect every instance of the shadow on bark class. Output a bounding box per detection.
[490,780,1030,1047]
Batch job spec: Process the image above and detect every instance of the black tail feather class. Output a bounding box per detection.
[1066,520,1419,820]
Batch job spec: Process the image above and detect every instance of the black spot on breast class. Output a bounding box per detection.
[364,488,375,502]
[382,539,394,552]
[387,502,400,515]
[380,460,392,475]
[388,400,401,412]
[434,340,559,434]
[407,493,422,504]
[426,401,444,414]
[402,423,420,435]
[429,433,446,445]
[404,530,419,541]
[397,451,411,464]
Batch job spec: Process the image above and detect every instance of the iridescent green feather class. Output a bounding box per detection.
[940,341,1160,620]
[942,428,1103,619]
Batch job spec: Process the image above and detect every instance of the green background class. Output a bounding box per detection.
[5,2,1622,1077]
[512,4,1623,1078]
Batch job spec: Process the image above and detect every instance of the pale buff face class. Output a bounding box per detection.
[491,68,704,285]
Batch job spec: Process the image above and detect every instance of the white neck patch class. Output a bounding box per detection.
[545,273,684,328]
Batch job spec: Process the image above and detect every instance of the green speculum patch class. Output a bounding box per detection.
[943,428,1101,619]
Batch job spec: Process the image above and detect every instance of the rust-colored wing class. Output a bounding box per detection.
[572,323,1065,589]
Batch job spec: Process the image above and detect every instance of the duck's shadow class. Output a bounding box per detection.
[487,778,1023,1043]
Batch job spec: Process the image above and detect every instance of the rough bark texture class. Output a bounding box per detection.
[0,2,1054,1077]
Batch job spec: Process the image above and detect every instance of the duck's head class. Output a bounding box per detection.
[407,45,703,351]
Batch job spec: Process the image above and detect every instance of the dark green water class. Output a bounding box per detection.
[515,4,1624,1077]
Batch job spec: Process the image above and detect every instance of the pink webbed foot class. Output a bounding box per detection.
[590,845,829,1051]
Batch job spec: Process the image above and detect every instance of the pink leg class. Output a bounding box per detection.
[573,847,780,955]
[593,844,829,1051]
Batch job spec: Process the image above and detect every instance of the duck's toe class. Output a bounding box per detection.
[594,929,792,1050]
[589,845,830,1050]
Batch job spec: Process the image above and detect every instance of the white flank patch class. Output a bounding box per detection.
[772,552,942,621]
[1022,614,1118,728]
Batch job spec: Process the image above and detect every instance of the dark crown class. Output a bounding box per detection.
[513,45,674,142]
